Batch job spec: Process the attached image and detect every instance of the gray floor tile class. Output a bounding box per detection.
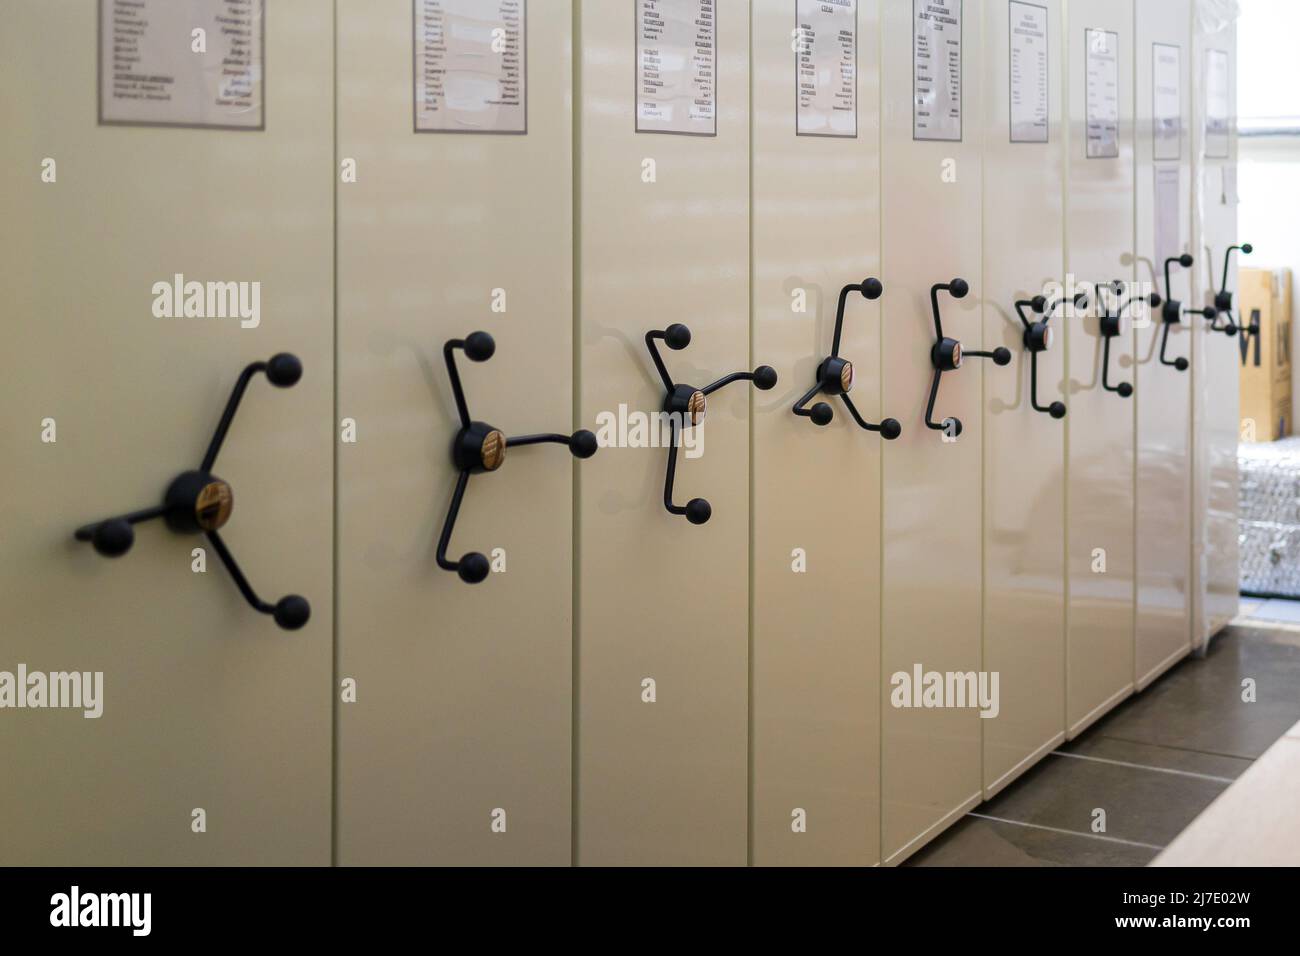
[1096,626,1300,759]
[975,749,1229,848]
[1060,730,1253,780]
[906,815,1157,867]
[907,626,1300,866]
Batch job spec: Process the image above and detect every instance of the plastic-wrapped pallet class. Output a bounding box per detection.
[1240,437,1300,597]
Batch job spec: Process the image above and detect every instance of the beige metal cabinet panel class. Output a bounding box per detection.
[981,0,1066,797]
[1190,25,1239,644]
[1063,0,1136,736]
[1134,0,1193,690]
[335,0,576,865]
[0,0,333,864]
[575,0,752,866]
[880,0,985,863]
[750,0,882,866]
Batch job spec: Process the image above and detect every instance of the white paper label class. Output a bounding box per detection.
[414,0,526,133]
[1153,42,1182,161]
[1222,165,1239,206]
[1085,28,1119,159]
[636,0,717,135]
[1154,164,1181,269]
[98,0,263,129]
[796,0,857,138]
[1009,2,1048,143]
[1205,48,1230,159]
[913,0,963,141]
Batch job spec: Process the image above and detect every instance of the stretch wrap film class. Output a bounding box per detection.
[1240,437,1300,597]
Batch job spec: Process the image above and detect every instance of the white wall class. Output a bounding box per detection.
[1237,0,1300,430]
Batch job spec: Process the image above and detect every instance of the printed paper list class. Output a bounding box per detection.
[99,0,263,128]
[637,0,717,135]
[414,0,526,133]
[796,0,857,137]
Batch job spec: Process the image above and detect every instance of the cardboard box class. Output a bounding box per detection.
[1274,268,1293,385]
[1239,267,1292,441]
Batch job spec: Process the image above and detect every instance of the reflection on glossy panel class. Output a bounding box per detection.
[1134,0,1194,689]
[750,0,883,867]
[335,0,576,865]
[0,0,334,865]
[981,0,1067,798]
[1065,0,1137,737]
[575,0,753,866]
[880,0,984,864]
[1191,25,1241,644]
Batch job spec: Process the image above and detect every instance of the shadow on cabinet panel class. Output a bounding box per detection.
[574,0,752,866]
[879,0,985,864]
[1064,0,1137,739]
[1134,0,1194,690]
[750,0,884,867]
[980,0,1068,798]
[0,0,334,865]
[335,0,575,866]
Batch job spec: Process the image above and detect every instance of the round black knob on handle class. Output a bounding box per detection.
[685,498,712,526]
[808,402,834,427]
[266,352,304,387]
[91,518,135,557]
[569,429,599,458]
[273,595,312,631]
[463,330,496,362]
[456,551,491,585]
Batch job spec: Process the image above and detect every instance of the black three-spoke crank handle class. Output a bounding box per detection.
[437,331,597,584]
[72,353,308,630]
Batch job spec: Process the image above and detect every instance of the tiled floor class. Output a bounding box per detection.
[907,606,1300,866]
